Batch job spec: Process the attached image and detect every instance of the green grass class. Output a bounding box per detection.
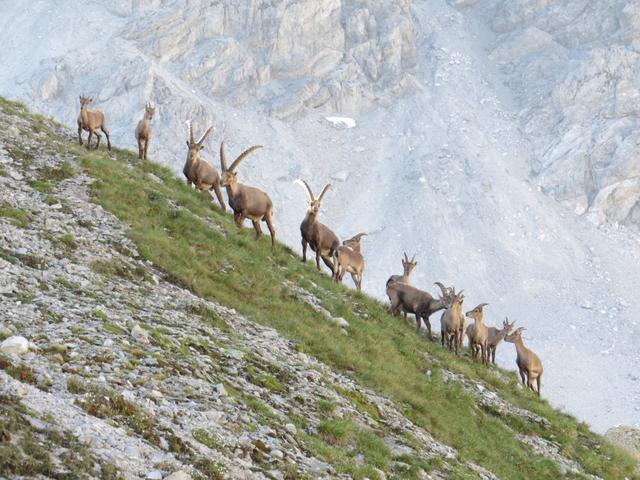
[0,201,32,228]
[2,96,637,480]
[75,139,637,480]
[0,393,123,479]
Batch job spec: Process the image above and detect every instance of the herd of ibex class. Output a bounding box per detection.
[76,97,544,397]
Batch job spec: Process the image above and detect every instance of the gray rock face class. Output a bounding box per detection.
[606,425,640,460]
[484,1,640,227]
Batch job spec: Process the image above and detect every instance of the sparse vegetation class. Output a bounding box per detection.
[0,201,32,228]
[0,96,637,480]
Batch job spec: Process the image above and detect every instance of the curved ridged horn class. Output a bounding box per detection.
[294,179,314,201]
[434,282,448,296]
[196,125,214,147]
[411,253,417,263]
[403,252,408,262]
[317,183,332,202]
[220,141,227,171]
[229,145,263,172]
[479,303,489,308]
[186,120,194,144]
[352,232,367,241]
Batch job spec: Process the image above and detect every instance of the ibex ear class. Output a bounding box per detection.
[199,145,205,150]
[186,140,190,147]
[88,96,93,102]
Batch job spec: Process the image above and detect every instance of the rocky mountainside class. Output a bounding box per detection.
[0,100,637,479]
[3,0,640,441]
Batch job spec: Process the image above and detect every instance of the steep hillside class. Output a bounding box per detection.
[0,100,637,479]
[4,1,640,433]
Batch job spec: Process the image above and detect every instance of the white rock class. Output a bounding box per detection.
[284,423,297,436]
[104,338,114,347]
[332,317,349,328]
[131,324,150,344]
[325,116,356,128]
[0,336,30,355]
[164,471,192,480]
[146,470,163,480]
[214,383,228,397]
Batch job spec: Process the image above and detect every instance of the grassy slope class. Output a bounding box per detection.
[2,97,637,479]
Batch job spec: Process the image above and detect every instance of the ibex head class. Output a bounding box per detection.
[79,95,93,108]
[434,282,454,305]
[144,102,156,120]
[402,252,418,275]
[465,303,489,320]
[220,141,264,188]
[502,317,516,334]
[295,179,332,214]
[505,326,525,343]
[343,232,367,249]
[185,120,214,165]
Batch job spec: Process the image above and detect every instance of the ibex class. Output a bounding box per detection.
[486,317,515,365]
[387,282,453,339]
[505,327,543,396]
[77,95,111,151]
[135,102,155,160]
[465,303,489,365]
[386,253,417,287]
[334,233,366,291]
[440,289,465,354]
[182,121,226,211]
[220,141,275,247]
[295,180,340,275]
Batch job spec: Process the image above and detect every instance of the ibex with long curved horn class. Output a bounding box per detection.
[182,121,226,210]
[505,327,543,396]
[386,252,418,287]
[334,233,366,291]
[220,141,275,247]
[387,282,453,339]
[77,95,111,151]
[135,102,155,161]
[295,180,340,275]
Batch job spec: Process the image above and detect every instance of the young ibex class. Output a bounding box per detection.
[77,95,111,151]
[334,233,367,291]
[387,282,453,339]
[465,303,489,365]
[220,141,275,247]
[386,253,417,287]
[135,102,155,161]
[440,289,465,354]
[182,121,226,211]
[295,180,340,275]
[505,327,543,396]
[486,317,515,365]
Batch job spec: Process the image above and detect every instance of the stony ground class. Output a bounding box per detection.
[0,102,635,479]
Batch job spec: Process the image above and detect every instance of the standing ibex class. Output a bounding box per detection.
[440,289,465,354]
[220,141,275,247]
[77,95,111,151]
[486,317,515,365]
[295,180,340,275]
[465,303,489,365]
[386,253,417,287]
[182,121,226,211]
[387,282,453,339]
[135,102,155,161]
[334,233,366,291]
[505,327,543,396]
